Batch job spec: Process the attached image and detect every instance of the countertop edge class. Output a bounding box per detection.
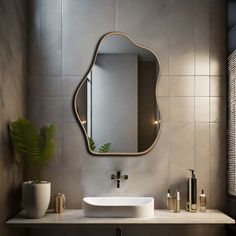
[6,209,235,226]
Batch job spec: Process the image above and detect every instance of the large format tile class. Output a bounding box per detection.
[169,0,194,75]
[195,123,210,202]
[209,0,227,75]
[117,0,169,75]
[151,124,170,206]
[169,97,194,122]
[40,0,62,75]
[168,76,194,96]
[195,0,210,75]
[158,98,169,122]
[169,123,194,208]
[28,0,41,75]
[28,0,62,75]
[209,123,226,210]
[157,76,168,97]
[61,122,85,208]
[210,76,226,97]
[210,97,226,123]
[28,76,62,97]
[195,97,209,122]
[62,97,76,122]
[195,76,209,97]
[62,0,116,75]
[28,97,62,123]
[62,76,82,97]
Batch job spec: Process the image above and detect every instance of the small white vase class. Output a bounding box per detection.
[22,181,51,218]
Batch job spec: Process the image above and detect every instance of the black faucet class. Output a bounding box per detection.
[111,171,128,188]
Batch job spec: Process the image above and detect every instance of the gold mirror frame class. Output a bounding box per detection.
[73,32,162,156]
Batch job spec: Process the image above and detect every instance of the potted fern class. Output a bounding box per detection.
[10,118,56,218]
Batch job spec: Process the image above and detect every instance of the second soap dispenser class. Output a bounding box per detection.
[186,169,197,212]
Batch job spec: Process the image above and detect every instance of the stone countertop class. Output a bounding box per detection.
[6,210,235,226]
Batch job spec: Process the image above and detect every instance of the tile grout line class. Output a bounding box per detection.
[167,0,171,190]
[115,0,117,31]
[60,0,63,177]
[193,0,196,173]
[208,0,212,209]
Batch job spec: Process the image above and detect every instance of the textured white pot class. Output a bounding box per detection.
[22,181,51,218]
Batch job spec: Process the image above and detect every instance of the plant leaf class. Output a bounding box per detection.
[10,118,41,166]
[98,143,111,153]
[88,137,96,151]
[10,119,56,181]
[39,123,56,164]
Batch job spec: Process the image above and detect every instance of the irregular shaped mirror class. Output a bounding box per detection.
[74,32,161,155]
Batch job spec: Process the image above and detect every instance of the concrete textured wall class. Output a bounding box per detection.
[27,0,227,235]
[0,0,27,235]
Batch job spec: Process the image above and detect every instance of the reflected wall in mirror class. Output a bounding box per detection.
[74,32,161,155]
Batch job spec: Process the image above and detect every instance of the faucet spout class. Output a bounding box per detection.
[117,179,120,188]
[111,171,128,188]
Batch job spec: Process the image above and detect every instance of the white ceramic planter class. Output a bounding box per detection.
[22,181,51,218]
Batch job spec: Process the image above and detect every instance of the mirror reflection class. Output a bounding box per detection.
[74,33,161,155]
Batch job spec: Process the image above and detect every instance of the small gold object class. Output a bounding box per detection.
[54,193,66,213]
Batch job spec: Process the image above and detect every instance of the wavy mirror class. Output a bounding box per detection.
[74,32,161,156]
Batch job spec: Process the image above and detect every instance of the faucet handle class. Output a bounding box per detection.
[124,175,128,180]
[111,174,115,179]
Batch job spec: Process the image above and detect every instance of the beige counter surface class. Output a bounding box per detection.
[6,209,235,226]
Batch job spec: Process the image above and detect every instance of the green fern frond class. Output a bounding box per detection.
[88,137,111,153]
[39,123,56,164]
[88,137,96,151]
[10,119,41,165]
[98,143,111,153]
[10,118,56,181]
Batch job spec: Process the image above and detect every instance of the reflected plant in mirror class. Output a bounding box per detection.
[74,32,162,155]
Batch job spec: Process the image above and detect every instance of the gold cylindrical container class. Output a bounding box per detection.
[54,193,66,214]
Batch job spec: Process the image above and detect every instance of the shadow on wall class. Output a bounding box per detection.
[0,0,27,236]
[228,2,236,54]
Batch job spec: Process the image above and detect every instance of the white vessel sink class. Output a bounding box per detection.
[83,197,154,218]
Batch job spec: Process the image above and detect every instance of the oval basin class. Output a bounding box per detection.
[83,197,154,218]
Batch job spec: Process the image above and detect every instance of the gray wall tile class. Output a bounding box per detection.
[195,97,209,122]
[169,0,194,75]
[62,97,76,122]
[195,123,210,202]
[62,0,116,75]
[210,0,227,75]
[62,76,82,97]
[169,123,194,208]
[28,0,62,75]
[210,123,226,210]
[40,0,62,75]
[169,97,194,122]
[195,76,209,97]
[169,76,194,96]
[210,97,226,123]
[28,97,62,123]
[158,98,169,122]
[157,76,168,97]
[195,0,210,75]
[28,76,61,97]
[210,76,226,97]
[117,0,169,75]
